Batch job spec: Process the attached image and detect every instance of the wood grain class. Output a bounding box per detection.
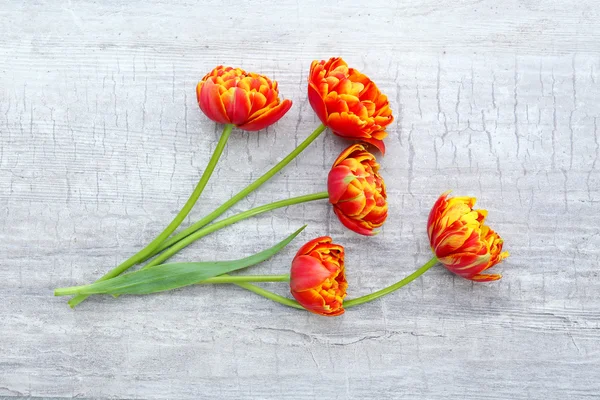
[1,0,599,398]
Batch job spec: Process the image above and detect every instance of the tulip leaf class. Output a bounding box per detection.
[55,225,306,296]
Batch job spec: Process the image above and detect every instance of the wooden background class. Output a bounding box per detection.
[1,0,599,398]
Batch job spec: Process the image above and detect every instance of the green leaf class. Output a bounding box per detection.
[55,225,306,296]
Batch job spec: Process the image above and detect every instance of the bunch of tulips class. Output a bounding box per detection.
[55,58,509,316]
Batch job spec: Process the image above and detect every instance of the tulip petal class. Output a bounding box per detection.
[222,87,252,126]
[327,112,369,139]
[427,192,451,240]
[327,165,355,204]
[336,194,367,217]
[290,255,334,292]
[248,91,268,118]
[471,273,502,282]
[438,251,490,280]
[292,289,327,311]
[294,236,333,259]
[359,80,379,102]
[308,82,328,124]
[197,79,230,124]
[292,289,345,316]
[360,136,386,155]
[237,99,293,131]
[327,57,348,72]
[334,144,366,166]
[333,207,375,236]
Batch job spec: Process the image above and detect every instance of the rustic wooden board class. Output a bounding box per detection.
[1,0,599,398]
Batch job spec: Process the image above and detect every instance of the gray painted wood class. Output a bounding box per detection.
[1,0,599,398]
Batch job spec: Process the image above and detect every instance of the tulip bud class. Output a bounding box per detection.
[328,144,388,236]
[290,237,347,316]
[308,57,393,154]
[427,192,509,281]
[197,66,292,131]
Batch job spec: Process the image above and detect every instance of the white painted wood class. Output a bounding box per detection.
[1,0,599,398]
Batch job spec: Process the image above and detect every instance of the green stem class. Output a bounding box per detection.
[233,257,439,311]
[234,282,304,310]
[68,124,234,308]
[344,256,438,308]
[55,285,91,297]
[69,124,326,308]
[56,275,290,296]
[141,192,329,270]
[149,123,327,257]
[68,192,328,307]
[199,275,289,284]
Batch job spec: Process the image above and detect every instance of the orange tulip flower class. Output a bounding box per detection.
[196,66,292,131]
[308,57,393,154]
[427,192,509,282]
[290,237,347,316]
[328,144,388,236]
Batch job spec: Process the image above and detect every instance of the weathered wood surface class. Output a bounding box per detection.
[1,0,599,399]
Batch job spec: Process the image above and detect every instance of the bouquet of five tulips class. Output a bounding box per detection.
[55,57,509,317]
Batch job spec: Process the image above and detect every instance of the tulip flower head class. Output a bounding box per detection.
[308,57,393,154]
[290,237,347,316]
[328,144,388,236]
[427,192,509,282]
[197,66,293,131]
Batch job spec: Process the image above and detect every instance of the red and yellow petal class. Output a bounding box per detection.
[294,237,332,259]
[197,79,230,124]
[247,91,268,118]
[237,99,293,131]
[333,207,376,236]
[327,165,356,204]
[332,144,367,167]
[308,82,328,124]
[427,192,451,239]
[290,255,335,292]
[338,200,368,220]
[292,288,327,313]
[471,273,502,282]
[222,87,252,126]
[327,112,369,139]
[360,135,386,155]
[438,249,491,279]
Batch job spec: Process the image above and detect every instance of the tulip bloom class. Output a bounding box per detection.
[290,237,347,316]
[427,192,509,282]
[197,66,293,131]
[308,57,393,154]
[328,144,388,236]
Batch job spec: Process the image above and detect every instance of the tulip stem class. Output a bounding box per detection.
[68,124,234,308]
[233,281,305,310]
[150,123,328,256]
[66,192,328,306]
[55,276,291,296]
[233,257,440,312]
[344,256,439,308]
[140,192,329,270]
[199,274,290,284]
[68,123,327,309]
